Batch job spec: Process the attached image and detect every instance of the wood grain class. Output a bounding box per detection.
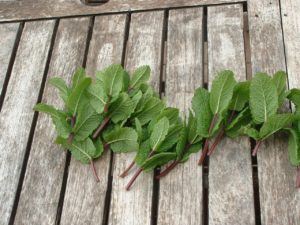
[0,23,19,95]
[13,18,89,225]
[60,15,127,225]
[0,20,55,225]
[0,0,246,22]
[248,0,300,224]
[207,4,255,225]
[108,11,164,225]
[157,8,203,225]
[281,0,300,88]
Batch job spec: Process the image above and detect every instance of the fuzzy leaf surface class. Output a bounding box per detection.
[286,128,300,166]
[272,71,287,106]
[209,70,237,114]
[142,152,176,172]
[49,77,69,103]
[87,80,108,113]
[259,113,295,140]
[109,93,135,123]
[192,87,212,137]
[150,117,169,151]
[67,77,92,115]
[130,65,150,89]
[73,103,102,141]
[229,81,250,111]
[104,127,138,153]
[135,140,151,166]
[249,73,278,124]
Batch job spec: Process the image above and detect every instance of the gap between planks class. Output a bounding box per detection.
[0,0,246,23]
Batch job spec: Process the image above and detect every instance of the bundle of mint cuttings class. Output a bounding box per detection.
[34,64,300,189]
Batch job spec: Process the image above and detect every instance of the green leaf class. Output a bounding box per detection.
[135,140,151,166]
[101,64,126,97]
[242,125,260,140]
[86,80,108,113]
[66,77,92,115]
[135,97,165,125]
[69,138,99,164]
[93,138,104,158]
[225,107,252,138]
[71,68,86,90]
[210,70,237,115]
[192,87,213,137]
[286,128,300,166]
[49,77,69,103]
[109,93,135,124]
[135,118,143,143]
[141,152,176,172]
[157,124,183,152]
[272,71,287,106]
[180,142,202,163]
[148,107,180,132]
[229,81,250,111]
[187,110,201,144]
[287,88,300,110]
[73,103,102,141]
[176,126,188,160]
[130,65,150,89]
[259,113,295,140]
[34,103,71,138]
[104,127,138,153]
[249,73,278,124]
[34,103,61,118]
[150,117,169,151]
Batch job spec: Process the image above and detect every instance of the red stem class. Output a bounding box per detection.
[208,110,236,156]
[198,113,218,165]
[125,168,143,191]
[296,167,300,188]
[252,140,262,156]
[125,151,155,190]
[120,159,136,178]
[90,160,100,182]
[92,116,110,139]
[156,160,179,179]
[208,129,224,156]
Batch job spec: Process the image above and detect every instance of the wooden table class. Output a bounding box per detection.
[0,0,299,224]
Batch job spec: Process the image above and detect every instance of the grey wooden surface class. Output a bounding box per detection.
[207,4,255,225]
[0,20,55,225]
[60,15,127,225]
[0,1,300,225]
[0,0,245,22]
[248,0,300,224]
[157,8,203,225]
[108,11,164,225]
[13,17,90,225]
[0,23,19,96]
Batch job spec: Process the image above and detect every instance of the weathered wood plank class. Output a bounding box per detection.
[0,20,55,225]
[0,23,19,95]
[60,15,127,225]
[108,11,164,225]
[207,4,255,225]
[248,0,300,224]
[157,8,203,225]
[0,0,245,22]
[13,18,89,225]
[281,0,300,87]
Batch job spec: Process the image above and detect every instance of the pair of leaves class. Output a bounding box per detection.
[242,113,296,141]
[249,72,287,124]
[192,71,237,138]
